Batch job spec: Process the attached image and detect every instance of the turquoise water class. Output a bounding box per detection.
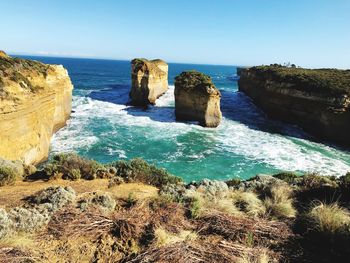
[22,56,350,182]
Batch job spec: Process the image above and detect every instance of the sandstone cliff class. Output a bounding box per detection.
[130,58,168,106]
[175,71,222,127]
[238,65,350,146]
[0,51,73,164]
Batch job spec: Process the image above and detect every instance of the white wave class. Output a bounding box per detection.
[216,120,350,176]
[155,85,175,107]
[50,93,350,177]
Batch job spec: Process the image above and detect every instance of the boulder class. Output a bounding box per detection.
[174,70,222,127]
[130,58,168,106]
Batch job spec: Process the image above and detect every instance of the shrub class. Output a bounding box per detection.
[226,178,241,188]
[30,186,76,212]
[188,195,202,219]
[67,168,81,181]
[108,176,124,188]
[273,172,299,184]
[301,173,338,189]
[340,173,350,188]
[44,153,104,180]
[0,208,12,239]
[109,158,182,188]
[308,202,350,234]
[78,192,117,212]
[264,184,296,219]
[0,165,18,186]
[125,192,137,208]
[8,207,48,233]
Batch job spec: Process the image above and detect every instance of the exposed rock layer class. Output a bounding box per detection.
[130,58,168,106]
[238,65,350,146]
[0,52,73,164]
[175,71,222,127]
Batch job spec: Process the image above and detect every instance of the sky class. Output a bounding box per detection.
[1,0,349,68]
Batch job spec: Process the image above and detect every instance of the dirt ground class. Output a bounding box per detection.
[0,179,158,208]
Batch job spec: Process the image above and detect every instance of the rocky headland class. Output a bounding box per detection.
[238,65,350,146]
[0,52,73,165]
[174,71,222,127]
[130,58,168,106]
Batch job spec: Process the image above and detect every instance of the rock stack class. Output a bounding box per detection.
[174,70,222,127]
[130,58,168,106]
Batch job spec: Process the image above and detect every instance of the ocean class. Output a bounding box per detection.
[20,56,350,182]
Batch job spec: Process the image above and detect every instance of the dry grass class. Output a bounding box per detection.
[0,233,34,250]
[197,212,293,248]
[308,202,350,233]
[127,237,279,263]
[264,184,296,219]
[187,191,242,218]
[188,190,267,219]
[47,207,115,238]
[228,191,266,217]
[155,228,197,247]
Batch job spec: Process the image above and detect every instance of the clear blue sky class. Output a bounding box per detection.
[1,0,349,68]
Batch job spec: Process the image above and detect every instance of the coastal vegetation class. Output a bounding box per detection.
[1,154,350,262]
[249,64,350,95]
[174,70,213,93]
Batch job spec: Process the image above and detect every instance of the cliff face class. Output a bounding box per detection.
[238,66,350,146]
[175,71,222,127]
[0,52,73,164]
[130,58,168,106]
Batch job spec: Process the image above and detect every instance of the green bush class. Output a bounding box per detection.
[0,166,18,186]
[188,196,202,219]
[108,176,125,188]
[248,65,350,95]
[340,173,350,188]
[109,158,182,188]
[273,172,299,184]
[226,178,241,187]
[174,70,214,93]
[300,173,338,189]
[67,168,81,181]
[44,153,104,180]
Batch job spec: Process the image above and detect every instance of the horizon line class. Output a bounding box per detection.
[8,52,244,68]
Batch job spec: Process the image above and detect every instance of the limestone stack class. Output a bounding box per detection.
[0,51,73,164]
[130,58,168,106]
[238,65,350,146]
[174,70,222,127]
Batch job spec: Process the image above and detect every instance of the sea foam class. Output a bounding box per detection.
[50,86,350,178]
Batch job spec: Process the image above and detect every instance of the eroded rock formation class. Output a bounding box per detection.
[174,71,222,127]
[238,65,350,146]
[130,58,168,106]
[0,51,73,164]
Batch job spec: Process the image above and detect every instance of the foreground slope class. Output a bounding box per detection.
[1,154,350,262]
